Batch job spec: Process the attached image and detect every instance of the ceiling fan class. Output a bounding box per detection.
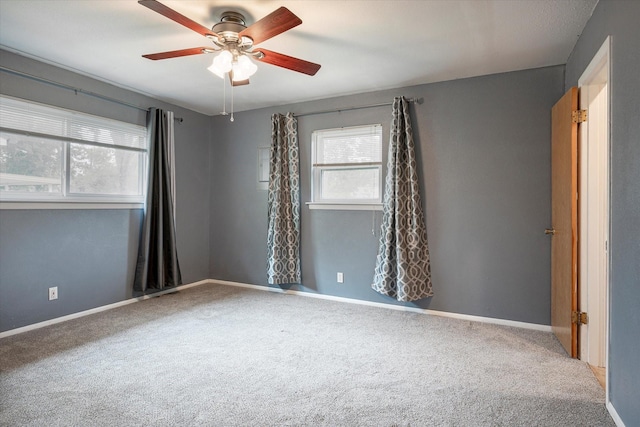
[138,0,321,86]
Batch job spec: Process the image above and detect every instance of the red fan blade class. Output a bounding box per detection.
[254,49,321,76]
[238,7,301,45]
[142,47,214,60]
[139,0,218,38]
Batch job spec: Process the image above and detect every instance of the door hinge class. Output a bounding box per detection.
[572,109,588,123]
[572,311,589,325]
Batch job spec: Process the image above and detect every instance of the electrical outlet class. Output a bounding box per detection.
[48,286,58,301]
[337,272,344,283]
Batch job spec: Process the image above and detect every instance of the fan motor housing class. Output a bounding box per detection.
[212,11,247,43]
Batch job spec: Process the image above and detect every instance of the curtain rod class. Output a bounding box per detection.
[294,97,423,118]
[0,66,184,122]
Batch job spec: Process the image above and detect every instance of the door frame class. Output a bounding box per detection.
[577,36,611,396]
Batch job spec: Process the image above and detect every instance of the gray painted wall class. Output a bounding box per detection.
[0,50,211,332]
[0,209,142,328]
[210,65,564,326]
[565,1,640,424]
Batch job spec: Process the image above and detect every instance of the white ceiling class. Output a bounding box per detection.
[0,0,596,116]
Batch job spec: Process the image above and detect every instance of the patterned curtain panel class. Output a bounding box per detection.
[134,108,182,294]
[372,97,433,301]
[267,113,301,285]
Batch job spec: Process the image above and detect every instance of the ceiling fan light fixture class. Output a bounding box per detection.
[139,1,320,122]
[208,50,233,78]
[231,54,258,81]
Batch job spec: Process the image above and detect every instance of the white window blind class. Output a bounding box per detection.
[0,96,146,149]
[0,95,147,203]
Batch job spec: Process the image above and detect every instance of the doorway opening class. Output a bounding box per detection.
[578,36,610,391]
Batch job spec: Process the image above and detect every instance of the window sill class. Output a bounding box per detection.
[0,201,144,210]
[306,202,382,211]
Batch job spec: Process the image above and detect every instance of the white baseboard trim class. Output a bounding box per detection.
[1,277,552,339]
[606,400,626,427]
[0,279,210,339]
[209,279,553,332]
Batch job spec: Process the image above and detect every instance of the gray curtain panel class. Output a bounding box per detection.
[372,97,433,301]
[267,113,301,285]
[134,108,182,294]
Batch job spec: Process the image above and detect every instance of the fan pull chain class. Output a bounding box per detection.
[230,81,235,122]
[220,75,228,116]
[372,210,376,236]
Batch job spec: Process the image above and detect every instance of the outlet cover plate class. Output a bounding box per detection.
[337,272,344,283]
[48,286,58,301]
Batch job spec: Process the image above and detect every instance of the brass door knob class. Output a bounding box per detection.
[545,228,556,235]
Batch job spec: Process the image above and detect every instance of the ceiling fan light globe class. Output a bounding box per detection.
[208,51,233,78]
[245,59,258,77]
[207,63,225,79]
[231,63,249,81]
[234,55,258,79]
[216,50,233,71]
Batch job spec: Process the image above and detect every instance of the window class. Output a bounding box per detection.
[311,124,383,208]
[0,96,147,204]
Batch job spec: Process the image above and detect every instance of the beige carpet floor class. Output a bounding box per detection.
[0,284,614,426]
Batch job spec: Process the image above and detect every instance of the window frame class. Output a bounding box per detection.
[0,96,147,208]
[310,124,383,210]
